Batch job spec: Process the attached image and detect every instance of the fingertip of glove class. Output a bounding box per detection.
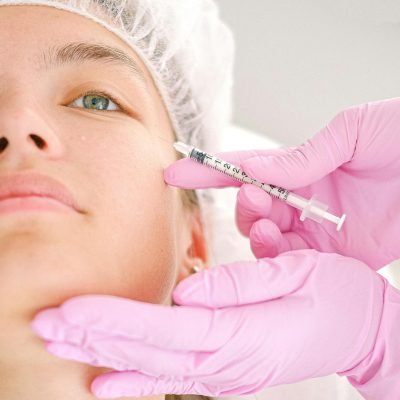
[91,378,115,399]
[31,308,65,339]
[250,220,282,258]
[163,164,178,185]
[250,219,282,242]
[92,371,143,398]
[173,275,206,306]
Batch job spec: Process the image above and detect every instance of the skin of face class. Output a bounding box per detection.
[0,5,207,399]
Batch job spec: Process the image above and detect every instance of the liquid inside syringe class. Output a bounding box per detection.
[174,142,346,231]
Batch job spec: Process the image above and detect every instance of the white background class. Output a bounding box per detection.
[216,0,400,146]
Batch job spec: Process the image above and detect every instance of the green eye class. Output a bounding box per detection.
[70,91,121,112]
[83,94,110,110]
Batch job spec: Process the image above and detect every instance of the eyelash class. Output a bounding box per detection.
[72,89,126,112]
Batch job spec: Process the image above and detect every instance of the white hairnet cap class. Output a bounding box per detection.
[0,0,234,152]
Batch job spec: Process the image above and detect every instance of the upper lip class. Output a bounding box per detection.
[0,172,83,213]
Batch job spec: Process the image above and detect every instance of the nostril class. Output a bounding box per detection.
[30,134,47,150]
[0,137,8,152]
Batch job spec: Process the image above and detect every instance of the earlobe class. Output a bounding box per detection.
[186,207,208,266]
[189,208,208,264]
[176,208,208,283]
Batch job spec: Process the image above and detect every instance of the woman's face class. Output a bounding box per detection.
[0,5,205,317]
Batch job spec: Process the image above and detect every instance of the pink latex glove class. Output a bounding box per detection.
[164,98,400,270]
[31,250,400,399]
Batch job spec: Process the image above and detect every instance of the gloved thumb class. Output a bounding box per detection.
[173,250,319,308]
[241,110,358,190]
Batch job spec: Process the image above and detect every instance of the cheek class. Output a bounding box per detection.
[74,128,181,304]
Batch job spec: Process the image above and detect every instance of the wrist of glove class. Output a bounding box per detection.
[337,281,400,400]
[31,250,400,399]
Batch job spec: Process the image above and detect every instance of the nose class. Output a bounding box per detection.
[0,100,64,164]
[0,133,48,152]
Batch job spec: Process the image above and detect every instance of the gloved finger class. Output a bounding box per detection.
[164,148,289,189]
[249,219,309,259]
[46,341,105,367]
[31,295,237,352]
[31,308,120,346]
[241,110,358,190]
[173,250,318,308]
[236,184,294,236]
[92,371,213,398]
[45,337,210,377]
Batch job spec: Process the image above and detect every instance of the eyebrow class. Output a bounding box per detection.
[38,42,147,85]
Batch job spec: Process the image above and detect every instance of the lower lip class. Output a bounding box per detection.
[0,196,75,214]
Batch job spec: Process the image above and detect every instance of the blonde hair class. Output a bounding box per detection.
[166,394,213,400]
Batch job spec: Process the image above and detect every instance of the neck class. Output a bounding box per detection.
[0,242,165,399]
[0,306,163,400]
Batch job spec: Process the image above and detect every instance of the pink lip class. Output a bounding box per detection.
[0,173,83,214]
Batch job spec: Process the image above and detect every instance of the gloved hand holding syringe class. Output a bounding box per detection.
[174,142,346,231]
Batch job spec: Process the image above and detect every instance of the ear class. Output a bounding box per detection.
[176,207,208,283]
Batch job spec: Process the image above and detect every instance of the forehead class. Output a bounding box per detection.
[0,5,152,83]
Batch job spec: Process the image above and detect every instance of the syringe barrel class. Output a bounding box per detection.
[286,192,308,211]
[188,148,255,184]
[287,193,328,223]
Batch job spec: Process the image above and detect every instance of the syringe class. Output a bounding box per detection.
[174,142,346,231]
